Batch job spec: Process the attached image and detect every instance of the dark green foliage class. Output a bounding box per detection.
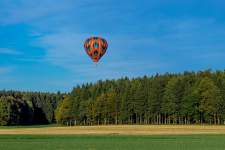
[0,91,63,125]
[56,70,225,125]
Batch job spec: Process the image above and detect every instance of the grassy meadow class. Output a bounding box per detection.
[0,125,225,150]
[0,134,225,150]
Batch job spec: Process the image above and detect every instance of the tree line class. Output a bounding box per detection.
[56,70,225,125]
[0,91,63,125]
[1,70,225,126]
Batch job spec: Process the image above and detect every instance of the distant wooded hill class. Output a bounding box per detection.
[1,69,225,126]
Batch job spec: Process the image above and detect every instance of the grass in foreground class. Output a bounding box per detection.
[0,134,225,150]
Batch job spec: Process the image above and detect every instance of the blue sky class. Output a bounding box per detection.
[0,0,225,92]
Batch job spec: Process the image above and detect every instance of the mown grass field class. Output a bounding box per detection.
[0,134,225,150]
[0,125,225,150]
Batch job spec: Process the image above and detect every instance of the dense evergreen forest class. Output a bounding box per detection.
[1,70,225,126]
[0,91,63,125]
[56,70,225,125]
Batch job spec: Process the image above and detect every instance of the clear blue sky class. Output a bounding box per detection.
[0,0,225,92]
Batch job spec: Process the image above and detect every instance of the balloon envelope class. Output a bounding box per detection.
[84,37,108,62]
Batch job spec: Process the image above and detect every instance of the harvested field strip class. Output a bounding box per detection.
[1,125,225,135]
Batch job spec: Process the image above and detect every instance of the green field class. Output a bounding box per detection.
[0,134,225,150]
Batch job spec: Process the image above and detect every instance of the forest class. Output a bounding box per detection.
[0,91,63,125]
[56,70,225,125]
[0,69,225,126]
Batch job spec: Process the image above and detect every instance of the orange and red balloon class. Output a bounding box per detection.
[84,37,108,62]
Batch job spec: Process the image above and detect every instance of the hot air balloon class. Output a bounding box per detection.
[84,36,108,62]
